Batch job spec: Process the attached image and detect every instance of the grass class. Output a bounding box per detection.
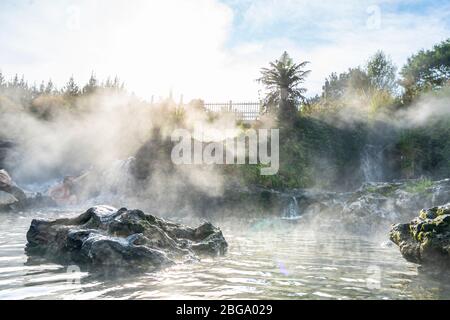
[404,178,433,194]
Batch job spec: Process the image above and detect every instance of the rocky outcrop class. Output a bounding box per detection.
[25,206,228,271]
[294,179,450,234]
[390,203,450,267]
[0,192,57,212]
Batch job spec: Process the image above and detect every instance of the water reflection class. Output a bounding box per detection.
[0,210,449,299]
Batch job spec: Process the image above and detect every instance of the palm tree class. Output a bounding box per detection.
[257,51,311,116]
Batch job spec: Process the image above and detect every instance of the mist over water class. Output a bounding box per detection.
[1,209,450,300]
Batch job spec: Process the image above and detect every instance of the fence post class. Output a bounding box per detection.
[229,100,232,112]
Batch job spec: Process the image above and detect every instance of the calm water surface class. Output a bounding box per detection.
[0,209,449,300]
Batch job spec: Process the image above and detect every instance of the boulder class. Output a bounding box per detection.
[25,206,228,271]
[390,203,450,267]
[0,193,57,212]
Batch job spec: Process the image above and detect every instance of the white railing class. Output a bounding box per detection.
[204,101,261,121]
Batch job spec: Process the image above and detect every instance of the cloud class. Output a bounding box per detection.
[1,0,234,101]
[226,0,450,96]
[1,0,450,101]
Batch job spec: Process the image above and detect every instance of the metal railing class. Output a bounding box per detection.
[204,101,261,121]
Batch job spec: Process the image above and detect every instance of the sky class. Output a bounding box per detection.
[1,0,450,102]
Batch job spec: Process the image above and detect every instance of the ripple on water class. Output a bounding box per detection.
[0,210,449,299]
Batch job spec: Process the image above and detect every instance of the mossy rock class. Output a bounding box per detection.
[390,203,450,267]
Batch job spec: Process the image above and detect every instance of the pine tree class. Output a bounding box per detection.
[45,79,55,95]
[18,75,28,91]
[0,71,5,88]
[30,83,39,99]
[64,76,80,97]
[10,74,20,88]
[104,77,112,88]
[113,76,125,92]
[113,76,120,89]
[39,81,46,94]
[83,72,98,95]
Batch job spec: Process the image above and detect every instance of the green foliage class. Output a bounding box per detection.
[405,178,433,194]
[364,184,398,196]
[366,51,397,93]
[82,73,99,95]
[394,113,450,179]
[322,67,371,101]
[368,89,395,116]
[400,38,450,101]
[248,41,450,189]
[257,51,310,122]
[45,80,55,95]
[63,76,80,97]
[321,52,397,113]
[237,115,367,189]
[0,72,127,120]
[2,39,450,191]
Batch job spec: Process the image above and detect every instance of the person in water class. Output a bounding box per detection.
[48,176,79,205]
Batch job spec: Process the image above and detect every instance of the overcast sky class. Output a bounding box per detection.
[1,0,449,102]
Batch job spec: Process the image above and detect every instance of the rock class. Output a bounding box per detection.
[390,203,450,267]
[0,169,27,202]
[25,206,228,271]
[0,193,57,212]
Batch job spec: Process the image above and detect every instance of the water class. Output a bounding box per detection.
[361,145,384,182]
[1,209,450,300]
[282,197,301,220]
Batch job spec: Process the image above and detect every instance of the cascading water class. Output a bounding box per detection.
[282,196,301,220]
[99,157,136,193]
[361,144,384,182]
[82,157,137,206]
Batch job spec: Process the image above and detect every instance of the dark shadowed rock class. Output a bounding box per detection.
[25,206,228,271]
[390,203,450,267]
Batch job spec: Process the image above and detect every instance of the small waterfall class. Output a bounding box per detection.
[361,145,384,182]
[282,196,301,220]
[91,157,136,202]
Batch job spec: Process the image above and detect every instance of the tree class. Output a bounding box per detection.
[82,73,98,95]
[366,51,397,93]
[0,71,5,88]
[257,51,311,121]
[39,81,46,94]
[400,39,450,101]
[30,83,39,99]
[104,77,112,88]
[45,79,55,95]
[103,76,126,93]
[63,76,80,97]
[18,75,28,90]
[322,67,371,100]
[10,74,20,88]
[113,76,125,91]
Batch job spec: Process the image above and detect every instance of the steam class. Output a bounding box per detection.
[319,87,450,129]
[0,86,244,210]
[1,92,151,182]
[397,90,450,127]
